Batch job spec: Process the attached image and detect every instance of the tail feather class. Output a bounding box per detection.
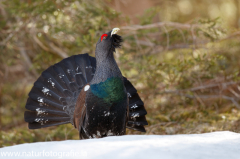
[31,81,65,105]
[28,121,70,129]
[129,109,147,118]
[39,71,70,97]
[26,99,66,115]
[24,111,70,123]
[129,94,146,111]
[24,53,96,129]
[53,64,77,91]
[123,77,148,132]
[28,92,64,110]
[73,54,95,83]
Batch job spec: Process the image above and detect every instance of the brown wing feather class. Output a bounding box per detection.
[73,84,88,131]
[126,97,129,126]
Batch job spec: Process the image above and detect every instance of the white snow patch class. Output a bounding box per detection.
[1,131,240,159]
[84,85,90,91]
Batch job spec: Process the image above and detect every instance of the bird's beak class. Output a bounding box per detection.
[111,28,120,37]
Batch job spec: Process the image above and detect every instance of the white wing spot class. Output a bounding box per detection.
[132,113,139,118]
[42,87,51,96]
[131,104,138,109]
[84,85,90,91]
[67,69,71,74]
[34,118,44,125]
[48,78,55,87]
[35,118,41,122]
[59,74,64,78]
[36,108,45,115]
[127,93,131,98]
[104,112,110,116]
[37,97,44,103]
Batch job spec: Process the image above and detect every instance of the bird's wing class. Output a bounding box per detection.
[73,84,88,132]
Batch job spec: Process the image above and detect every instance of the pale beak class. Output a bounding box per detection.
[111,28,120,37]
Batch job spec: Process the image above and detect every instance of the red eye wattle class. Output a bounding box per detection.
[101,34,108,41]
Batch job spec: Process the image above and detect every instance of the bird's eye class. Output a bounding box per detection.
[101,34,108,41]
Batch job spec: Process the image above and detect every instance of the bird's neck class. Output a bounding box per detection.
[90,53,122,84]
[89,52,126,104]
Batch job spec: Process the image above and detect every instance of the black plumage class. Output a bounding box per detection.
[24,28,148,139]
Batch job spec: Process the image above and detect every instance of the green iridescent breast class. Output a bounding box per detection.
[90,77,126,103]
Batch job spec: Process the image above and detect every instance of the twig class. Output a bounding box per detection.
[178,94,240,110]
[163,81,239,93]
[33,35,51,52]
[218,31,240,42]
[191,25,196,49]
[162,26,169,50]
[137,40,155,47]
[42,34,69,58]
[133,34,143,53]
[18,42,38,77]
[228,88,240,98]
[48,42,68,58]
[193,93,206,107]
[146,122,177,135]
[121,22,206,31]
[177,28,186,43]
[0,33,14,46]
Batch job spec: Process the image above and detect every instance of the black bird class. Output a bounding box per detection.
[24,28,148,139]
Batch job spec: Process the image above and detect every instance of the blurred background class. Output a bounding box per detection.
[1,0,240,147]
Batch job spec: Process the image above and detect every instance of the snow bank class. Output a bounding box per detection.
[1,131,240,159]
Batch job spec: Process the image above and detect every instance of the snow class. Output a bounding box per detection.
[1,131,240,159]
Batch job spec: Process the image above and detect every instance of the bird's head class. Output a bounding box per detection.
[95,28,122,60]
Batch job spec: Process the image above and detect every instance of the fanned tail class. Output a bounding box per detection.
[24,54,96,129]
[123,77,148,132]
